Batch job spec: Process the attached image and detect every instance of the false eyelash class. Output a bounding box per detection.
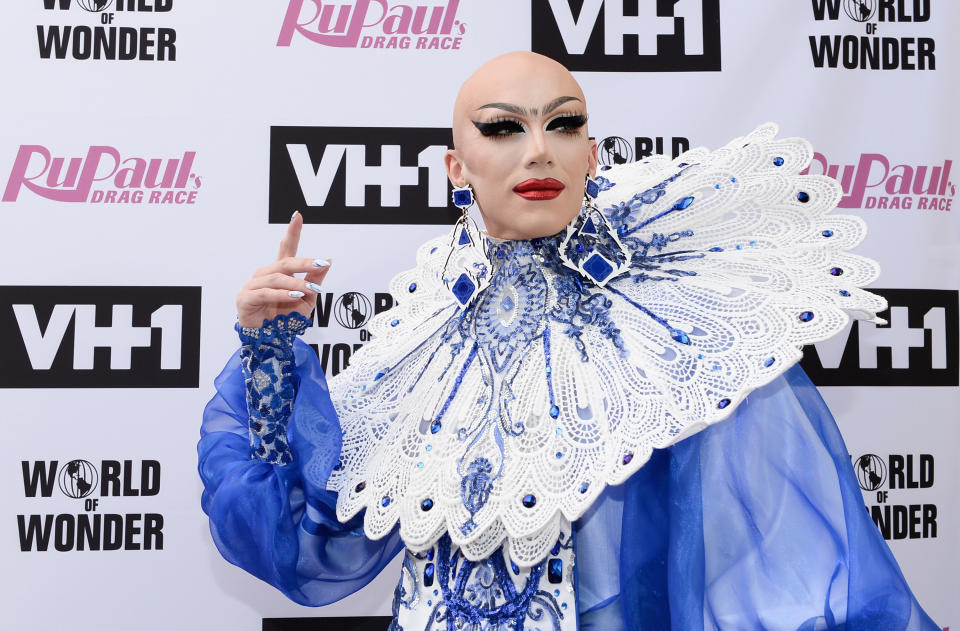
[545,113,587,133]
[472,118,526,137]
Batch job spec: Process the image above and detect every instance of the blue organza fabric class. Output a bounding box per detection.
[199,341,938,629]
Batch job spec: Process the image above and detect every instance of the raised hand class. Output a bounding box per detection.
[236,211,331,328]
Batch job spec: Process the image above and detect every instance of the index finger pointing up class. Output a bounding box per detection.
[277,211,303,260]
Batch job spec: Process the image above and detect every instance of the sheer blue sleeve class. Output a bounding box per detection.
[575,365,939,630]
[198,315,403,606]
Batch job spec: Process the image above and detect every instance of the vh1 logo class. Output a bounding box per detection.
[531,0,722,72]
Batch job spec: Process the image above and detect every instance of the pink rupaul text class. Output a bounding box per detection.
[805,153,954,211]
[278,0,465,50]
[3,145,200,205]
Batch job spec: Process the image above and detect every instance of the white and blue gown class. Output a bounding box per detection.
[198,126,939,630]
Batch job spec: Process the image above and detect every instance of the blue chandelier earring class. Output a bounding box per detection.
[559,175,630,286]
[442,184,491,307]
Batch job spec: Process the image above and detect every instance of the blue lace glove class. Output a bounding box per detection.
[236,312,312,465]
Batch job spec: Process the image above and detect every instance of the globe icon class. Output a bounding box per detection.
[855,454,886,491]
[58,459,99,499]
[334,292,372,329]
[599,136,633,166]
[844,0,876,22]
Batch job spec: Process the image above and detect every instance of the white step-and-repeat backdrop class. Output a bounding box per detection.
[1,1,956,629]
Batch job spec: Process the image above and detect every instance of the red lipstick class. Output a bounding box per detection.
[513,178,564,201]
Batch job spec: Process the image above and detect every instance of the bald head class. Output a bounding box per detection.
[452,51,587,148]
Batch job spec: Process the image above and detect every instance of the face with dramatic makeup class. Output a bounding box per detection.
[445,51,597,240]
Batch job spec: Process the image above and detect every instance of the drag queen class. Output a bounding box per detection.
[199,52,938,629]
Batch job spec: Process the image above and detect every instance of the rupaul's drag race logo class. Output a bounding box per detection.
[277,0,467,50]
[2,145,202,205]
[37,0,177,62]
[18,458,164,552]
[532,0,721,72]
[803,152,954,212]
[809,0,936,70]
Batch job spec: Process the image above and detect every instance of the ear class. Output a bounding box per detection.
[587,138,598,177]
[444,149,467,187]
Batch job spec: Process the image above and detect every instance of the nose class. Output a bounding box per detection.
[523,127,553,168]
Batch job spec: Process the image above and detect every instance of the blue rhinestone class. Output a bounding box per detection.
[797,191,810,203]
[736,244,743,250]
[822,229,834,238]
[457,227,471,245]
[715,184,721,189]
[581,217,598,234]
[561,603,568,611]
[718,398,731,409]
[582,253,614,283]
[710,247,724,252]
[424,562,435,586]
[427,600,432,606]
[545,366,551,374]
[671,329,690,345]
[697,353,705,359]
[548,559,563,584]
[452,188,472,207]
[600,164,611,171]
[408,282,417,292]
[522,494,537,508]
[731,177,737,183]
[511,560,520,574]
[381,496,390,507]
[579,482,589,493]
[764,357,775,367]
[374,371,384,380]
[585,178,600,198]
[451,273,476,305]
[678,162,688,167]
[501,295,515,311]
[840,290,851,297]
[556,452,563,459]
[773,157,785,166]
[799,311,815,322]
[554,589,560,597]
[425,444,432,452]
[355,482,366,493]
[426,548,434,561]
[674,196,695,210]
[749,240,757,246]
[421,498,434,511]
[830,267,843,276]
[623,453,633,465]
[430,420,442,434]
[556,428,563,435]
[433,589,438,596]
[417,461,424,468]
[549,405,560,418]
[575,243,585,254]
[551,540,561,556]
[712,364,721,371]
[390,319,399,327]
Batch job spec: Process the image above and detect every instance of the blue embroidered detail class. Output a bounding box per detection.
[236,312,312,465]
[419,535,563,630]
[595,175,615,191]
[460,458,494,535]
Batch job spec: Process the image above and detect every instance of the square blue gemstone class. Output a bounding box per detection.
[500,295,515,311]
[451,273,476,305]
[585,178,600,198]
[582,253,614,283]
[548,558,563,584]
[452,188,472,207]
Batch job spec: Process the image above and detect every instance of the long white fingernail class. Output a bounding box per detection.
[312,258,330,267]
[290,210,299,221]
[305,282,322,293]
[289,290,305,298]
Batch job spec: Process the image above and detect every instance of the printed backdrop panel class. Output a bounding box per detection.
[0,1,956,630]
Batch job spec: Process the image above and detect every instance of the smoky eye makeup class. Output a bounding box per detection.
[472,118,526,137]
[545,113,587,133]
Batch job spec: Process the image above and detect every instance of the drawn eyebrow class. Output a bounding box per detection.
[475,96,582,118]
